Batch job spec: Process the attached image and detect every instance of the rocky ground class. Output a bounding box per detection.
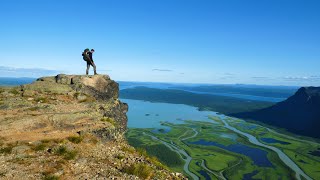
[0,74,185,180]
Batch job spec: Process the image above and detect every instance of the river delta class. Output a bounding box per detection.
[124,99,320,180]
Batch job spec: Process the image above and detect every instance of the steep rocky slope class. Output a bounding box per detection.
[232,87,320,138]
[0,74,184,179]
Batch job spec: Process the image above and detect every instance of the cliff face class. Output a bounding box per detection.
[0,74,183,179]
[232,87,320,138]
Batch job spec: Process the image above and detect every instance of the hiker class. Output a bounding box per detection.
[82,48,97,75]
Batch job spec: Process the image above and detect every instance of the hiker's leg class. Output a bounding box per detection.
[91,61,97,75]
[86,61,90,75]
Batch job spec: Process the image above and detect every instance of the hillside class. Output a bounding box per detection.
[0,74,183,179]
[120,87,274,114]
[169,84,297,98]
[232,87,320,139]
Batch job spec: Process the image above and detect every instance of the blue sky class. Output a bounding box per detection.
[1,0,320,86]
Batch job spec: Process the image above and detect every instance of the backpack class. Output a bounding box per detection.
[82,48,90,61]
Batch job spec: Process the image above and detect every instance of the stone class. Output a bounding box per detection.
[55,74,72,84]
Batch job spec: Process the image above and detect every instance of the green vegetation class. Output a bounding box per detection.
[123,163,153,179]
[9,88,20,95]
[126,117,319,179]
[0,142,17,154]
[225,117,320,179]
[0,146,13,154]
[127,130,183,171]
[32,143,47,151]
[115,154,125,160]
[67,136,83,144]
[120,87,274,114]
[100,117,115,126]
[35,97,49,103]
[42,173,59,180]
[145,144,184,168]
[121,146,135,153]
[55,146,77,160]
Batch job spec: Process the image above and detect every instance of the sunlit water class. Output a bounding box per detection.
[121,98,217,128]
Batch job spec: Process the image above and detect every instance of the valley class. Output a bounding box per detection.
[126,115,320,179]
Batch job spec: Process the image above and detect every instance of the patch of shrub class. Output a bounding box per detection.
[121,146,135,153]
[42,173,59,180]
[115,154,125,160]
[0,146,13,154]
[32,143,47,151]
[136,148,148,156]
[123,163,153,179]
[147,156,168,170]
[0,143,15,154]
[100,117,115,126]
[9,88,20,95]
[63,150,77,160]
[67,136,83,144]
[55,146,67,155]
[55,146,77,160]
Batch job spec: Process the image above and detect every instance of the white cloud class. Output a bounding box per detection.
[152,69,173,72]
[282,76,320,82]
[0,66,62,77]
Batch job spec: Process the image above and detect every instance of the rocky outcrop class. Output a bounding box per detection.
[232,87,320,138]
[23,74,128,138]
[0,74,183,179]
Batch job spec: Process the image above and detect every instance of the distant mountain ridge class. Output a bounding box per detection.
[120,86,274,114]
[232,87,320,138]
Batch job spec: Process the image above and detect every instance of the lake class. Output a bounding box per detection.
[190,139,273,167]
[121,98,217,129]
[260,137,291,145]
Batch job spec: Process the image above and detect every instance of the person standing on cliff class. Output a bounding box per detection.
[82,48,97,75]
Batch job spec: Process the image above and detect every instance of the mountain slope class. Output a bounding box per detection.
[232,87,320,138]
[0,74,183,179]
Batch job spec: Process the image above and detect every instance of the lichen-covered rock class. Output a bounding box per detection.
[21,74,128,135]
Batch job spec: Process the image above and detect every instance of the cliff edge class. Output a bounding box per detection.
[0,74,184,179]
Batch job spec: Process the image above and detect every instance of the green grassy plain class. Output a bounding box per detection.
[226,117,320,179]
[125,117,317,179]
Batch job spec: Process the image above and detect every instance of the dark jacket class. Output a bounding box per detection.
[88,52,93,62]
